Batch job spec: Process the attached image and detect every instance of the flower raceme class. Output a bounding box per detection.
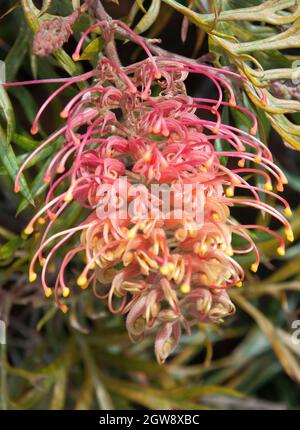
[10,21,293,363]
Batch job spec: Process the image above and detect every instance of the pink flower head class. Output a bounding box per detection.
[11,21,293,363]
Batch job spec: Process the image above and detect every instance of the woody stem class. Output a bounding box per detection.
[85,0,122,67]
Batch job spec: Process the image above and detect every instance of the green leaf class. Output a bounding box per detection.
[281,167,300,192]
[0,238,20,261]
[0,121,33,204]
[232,293,300,384]
[0,84,15,146]
[54,49,79,76]
[134,0,161,34]
[50,369,67,410]
[21,0,40,31]
[79,37,104,61]
[169,385,242,401]
[7,86,40,128]
[255,50,291,71]
[5,25,30,82]
[12,133,40,151]
[136,0,147,14]
[17,163,48,214]
[74,369,94,410]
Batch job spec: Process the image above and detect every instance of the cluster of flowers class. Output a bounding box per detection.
[13,21,293,363]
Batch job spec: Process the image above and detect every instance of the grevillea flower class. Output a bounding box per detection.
[10,21,293,363]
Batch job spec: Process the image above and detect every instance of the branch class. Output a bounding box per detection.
[85,0,213,65]
[85,0,121,67]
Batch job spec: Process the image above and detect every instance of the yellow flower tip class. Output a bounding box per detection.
[212,212,220,222]
[229,98,236,107]
[141,91,149,100]
[24,225,34,235]
[233,177,241,186]
[56,166,65,174]
[284,207,292,217]
[198,273,209,285]
[62,287,70,298]
[72,53,80,61]
[277,246,285,256]
[238,159,245,168]
[129,85,137,94]
[77,275,88,288]
[64,192,73,202]
[250,263,259,273]
[276,183,284,192]
[143,151,152,162]
[285,228,294,242]
[139,222,146,231]
[30,126,39,135]
[197,243,207,256]
[89,262,96,270]
[60,110,68,119]
[204,159,213,169]
[44,287,52,298]
[250,126,257,135]
[152,124,161,134]
[225,187,234,197]
[127,228,137,239]
[160,264,171,276]
[254,155,261,164]
[180,283,191,294]
[155,71,162,80]
[38,217,46,225]
[49,212,56,221]
[226,247,234,257]
[235,281,243,288]
[29,272,37,283]
[61,304,69,314]
[43,174,51,183]
[218,242,226,251]
[40,257,46,267]
[167,262,175,274]
[264,182,273,191]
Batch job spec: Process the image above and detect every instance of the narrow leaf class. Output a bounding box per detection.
[0,124,34,204]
